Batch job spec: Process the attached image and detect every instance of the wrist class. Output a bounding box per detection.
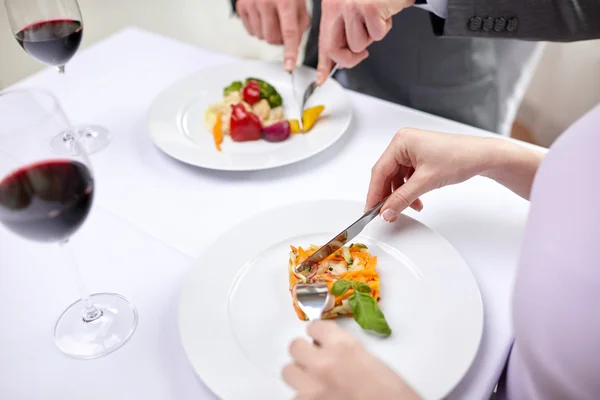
[479,138,544,199]
[480,138,541,176]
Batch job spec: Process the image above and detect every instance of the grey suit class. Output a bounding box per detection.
[304,2,540,133]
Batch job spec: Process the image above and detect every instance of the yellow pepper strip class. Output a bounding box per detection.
[289,119,301,134]
[302,105,325,132]
[212,114,223,152]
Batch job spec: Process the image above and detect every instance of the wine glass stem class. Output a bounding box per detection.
[59,240,102,322]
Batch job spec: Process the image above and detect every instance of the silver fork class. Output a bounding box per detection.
[295,282,331,321]
[290,63,339,131]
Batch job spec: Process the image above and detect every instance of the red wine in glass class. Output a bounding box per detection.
[15,19,83,67]
[0,160,93,243]
[0,88,137,359]
[5,0,111,155]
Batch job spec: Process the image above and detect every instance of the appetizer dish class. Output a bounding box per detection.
[204,77,325,151]
[288,243,392,337]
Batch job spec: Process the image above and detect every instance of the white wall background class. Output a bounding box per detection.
[517,40,600,147]
[1,0,599,146]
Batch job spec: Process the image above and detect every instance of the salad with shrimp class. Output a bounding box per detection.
[288,243,392,337]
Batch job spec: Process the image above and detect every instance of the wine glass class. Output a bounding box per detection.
[0,89,137,359]
[4,0,111,155]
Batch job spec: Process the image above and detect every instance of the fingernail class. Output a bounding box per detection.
[284,58,294,71]
[381,209,397,223]
[316,72,324,84]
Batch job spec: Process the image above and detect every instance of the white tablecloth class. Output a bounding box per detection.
[0,27,542,400]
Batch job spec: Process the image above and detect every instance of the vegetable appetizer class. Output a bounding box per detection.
[288,243,392,337]
[204,78,325,151]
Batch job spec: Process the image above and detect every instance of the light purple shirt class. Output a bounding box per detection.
[497,103,600,399]
[414,0,448,18]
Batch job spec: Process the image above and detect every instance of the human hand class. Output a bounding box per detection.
[316,0,415,84]
[366,128,500,222]
[283,320,421,399]
[236,0,311,71]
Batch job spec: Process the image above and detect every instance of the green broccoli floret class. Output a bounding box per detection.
[268,93,283,108]
[223,81,243,97]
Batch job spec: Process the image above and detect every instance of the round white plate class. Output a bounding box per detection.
[148,61,352,171]
[179,200,483,400]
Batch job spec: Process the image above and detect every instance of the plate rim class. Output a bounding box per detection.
[178,199,484,400]
[147,61,353,171]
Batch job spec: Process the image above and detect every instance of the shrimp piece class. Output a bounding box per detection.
[252,99,271,121]
[224,91,241,106]
[221,108,232,135]
[269,106,284,122]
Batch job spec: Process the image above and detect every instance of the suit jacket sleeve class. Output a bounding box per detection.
[434,0,600,42]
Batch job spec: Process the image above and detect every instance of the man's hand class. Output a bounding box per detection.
[317,0,415,84]
[236,0,311,71]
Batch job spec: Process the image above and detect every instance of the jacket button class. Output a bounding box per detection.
[468,16,483,31]
[494,17,507,32]
[507,18,518,32]
[482,17,494,32]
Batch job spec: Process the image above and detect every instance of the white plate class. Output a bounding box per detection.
[179,200,483,400]
[148,61,352,171]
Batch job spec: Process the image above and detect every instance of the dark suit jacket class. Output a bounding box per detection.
[438,0,600,41]
[230,0,600,42]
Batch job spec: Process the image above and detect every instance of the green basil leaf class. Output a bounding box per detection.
[352,281,372,294]
[348,292,392,337]
[331,279,351,296]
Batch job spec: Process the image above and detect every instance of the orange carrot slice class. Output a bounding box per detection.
[212,114,223,152]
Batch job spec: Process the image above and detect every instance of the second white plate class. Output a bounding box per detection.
[179,200,483,400]
[148,61,352,171]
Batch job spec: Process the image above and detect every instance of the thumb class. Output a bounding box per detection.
[383,0,414,19]
[381,172,430,222]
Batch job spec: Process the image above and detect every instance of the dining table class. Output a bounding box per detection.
[0,27,546,400]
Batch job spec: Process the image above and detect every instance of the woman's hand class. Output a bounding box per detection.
[366,128,544,222]
[283,320,421,399]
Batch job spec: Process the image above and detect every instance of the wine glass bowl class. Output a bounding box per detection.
[0,157,93,242]
[4,0,111,154]
[15,19,83,69]
[0,89,137,359]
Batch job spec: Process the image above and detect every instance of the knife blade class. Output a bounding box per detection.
[295,196,389,274]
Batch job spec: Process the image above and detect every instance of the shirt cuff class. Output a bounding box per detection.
[413,0,448,19]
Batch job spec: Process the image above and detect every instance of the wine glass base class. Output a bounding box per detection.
[54,293,138,359]
[50,124,111,155]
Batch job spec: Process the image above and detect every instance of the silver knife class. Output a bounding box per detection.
[295,196,389,274]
